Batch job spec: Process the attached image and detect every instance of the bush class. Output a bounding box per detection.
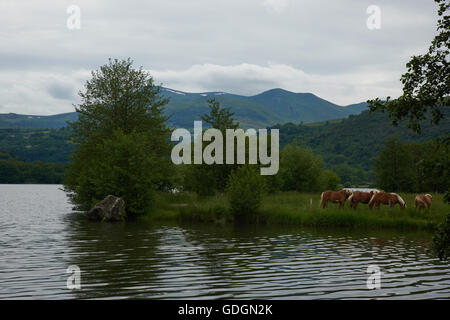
[278,144,323,192]
[432,212,450,261]
[318,169,341,191]
[226,165,266,216]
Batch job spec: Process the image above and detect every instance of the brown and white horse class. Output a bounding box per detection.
[414,194,433,213]
[368,192,406,210]
[348,190,379,209]
[320,189,353,209]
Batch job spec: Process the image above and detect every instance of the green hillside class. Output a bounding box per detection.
[271,109,450,185]
[0,127,73,163]
[0,87,367,130]
[0,108,447,186]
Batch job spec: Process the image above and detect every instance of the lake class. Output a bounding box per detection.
[0,184,449,299]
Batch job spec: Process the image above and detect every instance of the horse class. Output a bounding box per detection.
[368,192,406,210]
[414,194,433,213]
[348,190,379,209]
[320,189,353,209]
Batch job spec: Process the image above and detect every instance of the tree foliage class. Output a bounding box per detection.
[375,137,449,192]
[0,153,64,184]
[226,165,266,216]
[277,144,339,192]
[368,0,450,134]
[433,212,450,261]
[183,99,240,196]
[63,58,173,215]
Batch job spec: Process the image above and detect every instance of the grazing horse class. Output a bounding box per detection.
[368,192,406,210]
[414,194,433,213]
[320,190,353,209]
[348,190,379,209]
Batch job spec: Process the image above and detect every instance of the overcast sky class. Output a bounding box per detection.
[0,0,439,115]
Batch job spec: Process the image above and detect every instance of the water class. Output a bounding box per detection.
[0,184,449,299]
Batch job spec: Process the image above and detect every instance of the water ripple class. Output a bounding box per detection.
[0,185,449,299]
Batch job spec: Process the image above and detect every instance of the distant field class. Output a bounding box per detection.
[304,118,344,127]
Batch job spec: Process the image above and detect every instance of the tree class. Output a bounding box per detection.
[278,144,323,192]
[201,98,239,132]
[227,165,266,217]
[375,137,416,192]
[184,99,239,196]
[318,170,341,191]
[433,212,450,261]
[368,0,449,135]
[63,58,173,216]
[409,140,450,193]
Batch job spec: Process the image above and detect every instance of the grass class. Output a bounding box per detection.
[140,191,450,231]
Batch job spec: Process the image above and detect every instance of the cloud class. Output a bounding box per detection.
[0,62,401,115]
[47,82,76,100]
[263,0,290,13]
[0,71,86,115]
[0,0,439,114]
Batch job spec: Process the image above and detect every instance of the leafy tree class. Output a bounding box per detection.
[318,170,341,191]
[375,137,416,192]
[226,165,266,216]
[63,58,173,215]
[368,0,449,134]
[184,99,240,196]
[433,212,450,261]
[409,140,450,193]
[278,144,323,192]
[201,98,239,132]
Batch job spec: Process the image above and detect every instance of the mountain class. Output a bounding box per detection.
[246,88,361,124]
[0,112,78,129]
[162,88,367,128]
[0,88,367,129]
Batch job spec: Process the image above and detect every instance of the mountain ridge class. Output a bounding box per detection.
[0,87,368,129]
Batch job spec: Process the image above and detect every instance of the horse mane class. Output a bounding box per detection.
[368,193,377,206]
[391,193,405,206]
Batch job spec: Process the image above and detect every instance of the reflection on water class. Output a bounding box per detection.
[0,185,449,299]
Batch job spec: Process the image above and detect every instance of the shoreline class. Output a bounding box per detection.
[139,192,449,232]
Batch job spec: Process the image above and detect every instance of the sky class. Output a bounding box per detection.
[0,0,439,115]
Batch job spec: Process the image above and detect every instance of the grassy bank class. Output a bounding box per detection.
[141,191,450,231]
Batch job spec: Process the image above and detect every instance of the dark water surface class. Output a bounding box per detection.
[0,185,449,299]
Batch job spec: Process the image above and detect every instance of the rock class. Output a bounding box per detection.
[86,195,126,222]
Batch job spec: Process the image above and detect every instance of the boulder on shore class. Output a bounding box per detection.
[86,195,126,222]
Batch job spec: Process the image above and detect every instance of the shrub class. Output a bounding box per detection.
[432,212,450,261]
[226,165,266,216]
